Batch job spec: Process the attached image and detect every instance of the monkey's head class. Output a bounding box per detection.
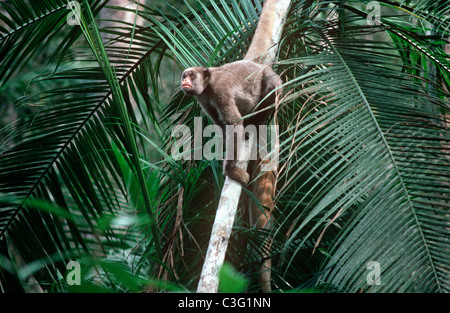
[181,67,209,96]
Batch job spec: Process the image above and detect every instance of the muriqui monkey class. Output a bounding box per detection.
[181,0,281,292]
[181,61,280,185]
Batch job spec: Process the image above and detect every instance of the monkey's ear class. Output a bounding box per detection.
[203,68,210,80]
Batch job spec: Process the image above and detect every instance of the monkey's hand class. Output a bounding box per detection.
[224,160,250,186]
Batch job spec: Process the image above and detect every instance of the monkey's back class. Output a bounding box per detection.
[208,61,279,116]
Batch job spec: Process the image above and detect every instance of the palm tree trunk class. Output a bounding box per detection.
[197,0,290,293]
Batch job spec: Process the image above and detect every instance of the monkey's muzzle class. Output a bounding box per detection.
[181,78,192,89]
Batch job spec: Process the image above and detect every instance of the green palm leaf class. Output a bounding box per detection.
[0,0,449,293]
[276,3,450,291]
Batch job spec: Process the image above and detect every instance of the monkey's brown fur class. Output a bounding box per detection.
[181,0,280,292]
[181,61,280,185]
[247,155,276,292]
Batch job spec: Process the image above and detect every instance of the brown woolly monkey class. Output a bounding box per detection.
[181,0,281,292]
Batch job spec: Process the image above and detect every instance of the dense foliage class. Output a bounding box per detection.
[0,0,449,293]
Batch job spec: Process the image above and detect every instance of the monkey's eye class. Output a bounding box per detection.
[189,72,195,79]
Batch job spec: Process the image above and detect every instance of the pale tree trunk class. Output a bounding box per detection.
[197,0,291,293]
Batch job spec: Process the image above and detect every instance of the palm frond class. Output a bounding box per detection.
[276,5,450,291]
[0,0,108,86]
[1,0,449,293]
[0,0,170,290]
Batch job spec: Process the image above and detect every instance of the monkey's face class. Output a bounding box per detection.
[181,68,207,96]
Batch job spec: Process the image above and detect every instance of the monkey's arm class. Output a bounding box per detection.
[216,97,250,186]
[198,99,223,128]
